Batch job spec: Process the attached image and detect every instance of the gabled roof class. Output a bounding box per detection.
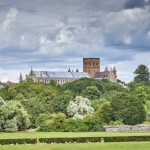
[32,71,90,79]
[94,72,105,78]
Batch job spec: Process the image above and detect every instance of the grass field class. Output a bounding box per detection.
[1,132,150,139]
[0,142,150,150]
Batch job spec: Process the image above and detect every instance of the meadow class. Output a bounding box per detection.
[1,131,150,139]
[0,142,150,150]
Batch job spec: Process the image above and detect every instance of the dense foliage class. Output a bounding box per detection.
[0,64,150,132]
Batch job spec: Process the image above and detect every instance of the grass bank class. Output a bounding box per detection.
[1,132,150,139]
[0,142,150,150]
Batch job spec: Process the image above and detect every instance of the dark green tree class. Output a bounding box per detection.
[111,93,146,125]
[134,64,149,82]
[50,90,74,115]
[82,86,102,100]
[96,102,113,124]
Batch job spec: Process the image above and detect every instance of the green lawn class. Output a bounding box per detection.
[0,142,150,150]
[1,132,150,139]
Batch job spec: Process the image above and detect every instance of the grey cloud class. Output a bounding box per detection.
[0,0,150,83]
[124,0,150,9]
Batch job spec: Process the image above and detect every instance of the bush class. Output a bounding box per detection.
[65,119,88,132]
[0,138,37,145]
[83,115,104,131]
[4,119,18,132]
[103,136,150,142]
[39,137,102,143]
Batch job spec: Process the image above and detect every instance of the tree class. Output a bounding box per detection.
[62,78,104,94]
[111,93,146,125]
[82,86,102,100]
[50,90,74,115]
[0,97,30,132]
[134,86,147,104]
[96,102,113,124]
[134,64,150,82]
[67,96,94,119]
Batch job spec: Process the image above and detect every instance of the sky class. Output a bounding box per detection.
[0,0,150,83]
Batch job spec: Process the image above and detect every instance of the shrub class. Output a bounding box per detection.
[103,136,150,142]
[0,138,37,145]
[39,137,102,143]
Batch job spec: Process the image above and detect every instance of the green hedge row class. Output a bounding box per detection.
[39,137,102,143]
[1,136,150,145]
[103,136,150,142]
[0,138,37,145]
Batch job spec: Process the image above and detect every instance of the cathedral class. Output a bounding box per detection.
[26,67,90,85]
[83,58,117,83]
[25,58,117,84]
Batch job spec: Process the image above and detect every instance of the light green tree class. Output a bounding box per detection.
[0,97,30,132]
[67,96,94,119]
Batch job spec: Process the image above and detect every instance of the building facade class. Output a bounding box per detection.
[83,58,117,83]
[94,66,117,83]
[83,58,100,78]
[26,68,90,85]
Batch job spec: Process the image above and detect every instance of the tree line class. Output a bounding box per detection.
[0,64,150,132]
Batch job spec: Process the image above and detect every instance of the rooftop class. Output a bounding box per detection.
[33,71,90,79]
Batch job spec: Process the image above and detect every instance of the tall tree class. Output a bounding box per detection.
[134,64,150,82]
[111,93,146,125]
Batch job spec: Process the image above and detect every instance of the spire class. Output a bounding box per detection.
[68,68,71,72]
[113,66,117,72]
[104,66,109,72]
[113,66,117,77]
[76,69,79,72]
[29,67,34,76]
[19,72,23,82]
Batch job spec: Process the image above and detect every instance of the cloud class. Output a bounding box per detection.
[0,0,149,83]
[124,0,150,9]
[2,7,18,31]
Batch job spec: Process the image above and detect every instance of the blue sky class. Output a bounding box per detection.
[0,0,150,83]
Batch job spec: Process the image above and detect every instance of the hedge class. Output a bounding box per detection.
[39,137,102,143]
[0,138,37,145]
[103,136,150,142]
[1,136,150,145]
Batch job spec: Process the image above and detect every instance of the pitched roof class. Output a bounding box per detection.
[94,72,105,78]
[32,71,90,79]
[4,81,16,86]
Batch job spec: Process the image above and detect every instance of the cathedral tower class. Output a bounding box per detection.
[83,58,100,78]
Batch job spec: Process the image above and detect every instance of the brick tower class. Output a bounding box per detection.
[83,58,100,78]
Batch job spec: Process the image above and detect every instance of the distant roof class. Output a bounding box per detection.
[33,71,90,79]
[0,82,5,86]
[4,81,16,86]
[94,72,105,78]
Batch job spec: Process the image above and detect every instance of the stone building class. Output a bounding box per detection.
[26,67,90,85]
[94,66,117,83]
[83,58,117,83]
[83,58,100,78]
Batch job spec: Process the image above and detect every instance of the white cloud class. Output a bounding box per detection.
[124,36,132,44]
[0,1,149,83]
[2,7,19,31]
